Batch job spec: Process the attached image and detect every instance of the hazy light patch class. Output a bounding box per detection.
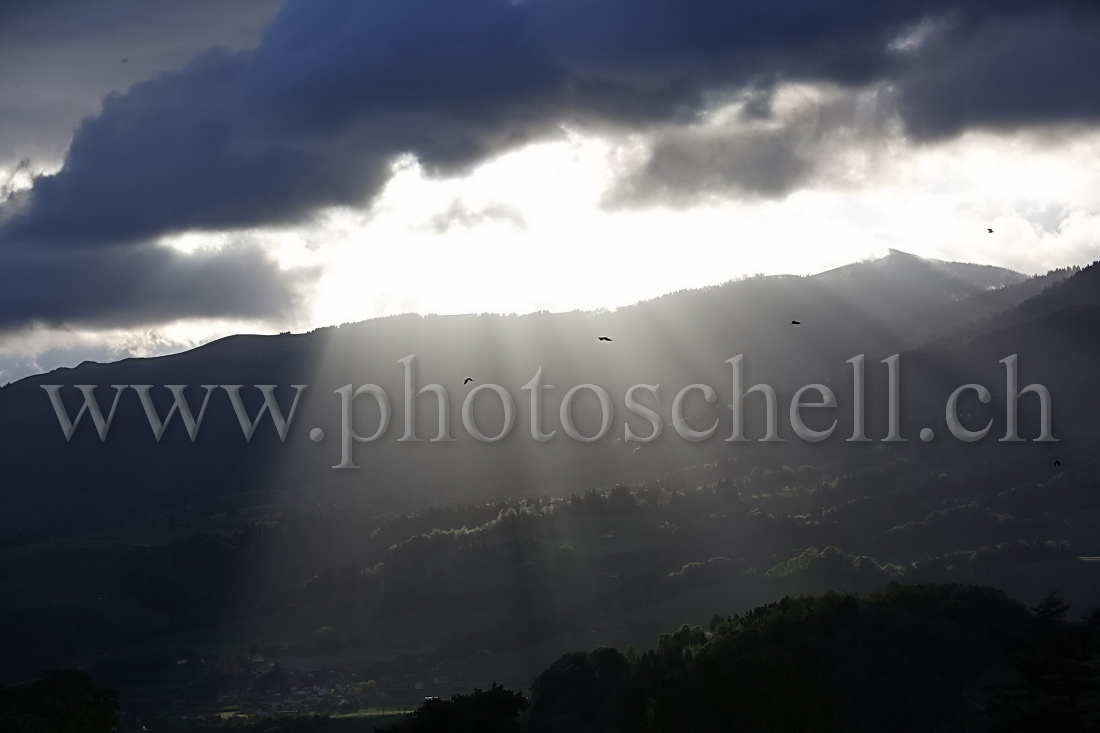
[767,83,834,119]
[254,230,320,270]
[303,120,1100,327]
[304,122,896,322]
[885,128,1100,271]
[0,318,279,385]
[158,228,321,280]
[888,17,939,54]
[0,160,36,200]
[160,230,233,254]
[309,136,627,323]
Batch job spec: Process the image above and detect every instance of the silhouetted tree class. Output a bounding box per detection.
[989,592,1100,732]
[387,683,527,733]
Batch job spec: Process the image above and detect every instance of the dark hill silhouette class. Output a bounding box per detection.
[842,260,1100,462]
[900,266,1077,347]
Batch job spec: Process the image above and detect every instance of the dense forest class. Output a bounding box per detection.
[6,583,1096,732]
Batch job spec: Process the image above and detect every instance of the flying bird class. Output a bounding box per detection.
[1054,460,1061,468]
[987,228,993,233]
[463,377,473,385]
[791,320,801,326]
[598,336,612,342]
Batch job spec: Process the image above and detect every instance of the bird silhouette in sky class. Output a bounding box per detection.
[987,228,993,233]
[463,378,473,385]
[598,336,612,342]
[1054,460,1062,468]
[791,320,802,326]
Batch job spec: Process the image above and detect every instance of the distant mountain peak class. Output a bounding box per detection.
[814,248,1024,289]
[884,248,923,259]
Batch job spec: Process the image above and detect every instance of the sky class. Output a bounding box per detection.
[1,0,1099,383]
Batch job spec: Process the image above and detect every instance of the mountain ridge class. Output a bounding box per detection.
[0,250,1091,541]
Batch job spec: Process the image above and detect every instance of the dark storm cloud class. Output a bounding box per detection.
[0,0,280,168]
[1,0,1099,328]
[0,0,306,331]
[9,0,1100,246]
[0,241,313,331]
[613,124,814,203]
[898,8,1100,140]
[607,86,897,204]
[0,0,568,247]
